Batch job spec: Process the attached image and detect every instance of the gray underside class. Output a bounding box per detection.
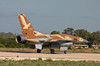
[35,42,73,50]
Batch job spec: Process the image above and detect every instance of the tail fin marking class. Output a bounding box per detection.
[18,14,44,39]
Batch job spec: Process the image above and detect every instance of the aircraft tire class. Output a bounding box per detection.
[64,51,67,54]
[50,49,55,54]
[37,49,41,53]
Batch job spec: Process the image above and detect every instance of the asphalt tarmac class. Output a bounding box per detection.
[0,51,100,61]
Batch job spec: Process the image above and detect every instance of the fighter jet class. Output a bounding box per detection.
[16,14,88,54]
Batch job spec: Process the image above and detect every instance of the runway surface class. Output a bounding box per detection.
[0,51,100,61]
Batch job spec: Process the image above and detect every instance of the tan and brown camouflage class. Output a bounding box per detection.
[17,14,88,44]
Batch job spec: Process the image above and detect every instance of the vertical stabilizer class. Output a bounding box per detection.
[18,14,35,38]
[18,14,43,39]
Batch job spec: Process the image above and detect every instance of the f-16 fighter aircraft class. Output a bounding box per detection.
[16,14,88,54]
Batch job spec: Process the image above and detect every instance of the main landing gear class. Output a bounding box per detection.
[50,49,55,54]
[64,50,67,54]
[37,49,41,53]
[37,49,66,54]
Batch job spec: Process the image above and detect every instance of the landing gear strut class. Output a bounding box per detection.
[50,49,55,54]
[37,49,41,53]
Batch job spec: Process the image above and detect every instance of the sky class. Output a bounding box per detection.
[0,0,100,34]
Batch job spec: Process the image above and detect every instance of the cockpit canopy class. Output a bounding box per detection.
[62,31,78,36]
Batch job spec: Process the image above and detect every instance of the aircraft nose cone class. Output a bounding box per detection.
[83,39,89,43]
